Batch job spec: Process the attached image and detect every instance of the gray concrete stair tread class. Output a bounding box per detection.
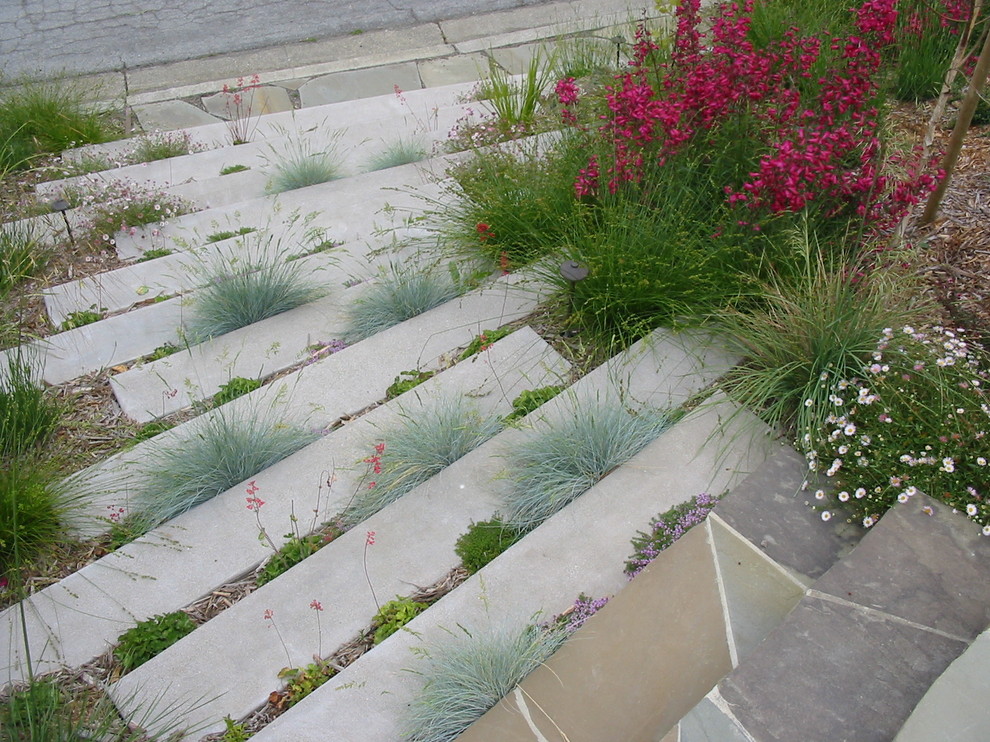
[62,271,549,531]
[247,396,772,741]
[0,299,185,387]
[711,445,864,584]
[59,80,481,167]
[44,165,449,321]
[895,627,990,742]
[41,100,479,210]
[686,494,990,742]
[110,327,742,735]
[0,327,566,684]
[110,154,456,260]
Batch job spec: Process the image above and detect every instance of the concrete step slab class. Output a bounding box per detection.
[57,80,480,174]
[41,100,479,214]
[116,328,745,737]
[0,327,567,685]
[109,153,456,260]
[43,164,449,321]
[60,270,549,531]
[246,395,773,741]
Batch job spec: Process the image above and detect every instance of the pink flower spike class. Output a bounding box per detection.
[246,480,260,495]
[310,599,324,611]
[366,530,376,546]
[263,609,274,620]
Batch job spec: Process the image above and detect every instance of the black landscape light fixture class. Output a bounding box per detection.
[559,259,588,325]
[50,197,74,246]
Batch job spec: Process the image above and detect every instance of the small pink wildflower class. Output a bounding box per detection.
[310,599,324,611]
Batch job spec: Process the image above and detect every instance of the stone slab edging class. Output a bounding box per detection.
[0,327,566,685]
[676,492,990,742]
[246,393,772,741]
[110,325,739,735]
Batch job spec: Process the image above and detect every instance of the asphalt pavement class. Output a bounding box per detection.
[0,0,561,79]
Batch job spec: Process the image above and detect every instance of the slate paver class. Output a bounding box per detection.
[132,100,221,131]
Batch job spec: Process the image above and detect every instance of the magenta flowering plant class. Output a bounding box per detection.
[626,492,721,577]
[222,74,262,145]
[807,325,990,532]
[564,0,939,236]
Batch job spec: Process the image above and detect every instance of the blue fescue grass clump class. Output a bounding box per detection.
[343,263,462,343]
[186,244,327,342]
[132,404,318,530]
[264,136,343,194]
[342,396,503,526]
[501,401,677,530]
[365,137,428,172]
[404,623,567,742]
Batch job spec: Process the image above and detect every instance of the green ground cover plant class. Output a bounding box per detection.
[136,247,174,262]
[626,492,721,577]
[59,306,104,330]
[501,401,676,529]
[127,131,202,163]
[342,397,502,525]
[372,596,427,644]
[454,517,525,574]
[213,376,262,406]
[809,325,990,532]
[458,327,513,360]
[0,74,117,170]
[114,611,197,672]
[220,164,250,176]
[205,226,257,243]
[385,369,435,400]
[76,179,192,251]
[256,532,327,586]
[503,386,564,424]
[344,262,462,343]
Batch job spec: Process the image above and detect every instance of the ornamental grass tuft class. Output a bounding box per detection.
[404,623,567,742]
[132,403,318,531]
[264,135,343,194]
[186,238,327,342]
[342,396,502,526]
[501,400,676,530]
[343,262,462,343]
[714,226,926,444]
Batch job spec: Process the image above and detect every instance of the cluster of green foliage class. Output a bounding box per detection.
[136,247,175,262]
[372,596,427,644]
[59,306,104,331]
[256,531,330,586]
[277,661,336,707]
[384,369,435,399]
[213,376,262,406]
[205,226,257,243]
[503,386,564,424]
[114,610,197,672]
[458,327,513,360]
[219,164,251,176]
[454,518,525,574]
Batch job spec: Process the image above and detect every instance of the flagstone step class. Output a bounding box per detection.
[0,327,567,686]
[895,627,990,742]
[60,270,549,532]
[43,160,451,323]
[240,393,772,741]
[455,445,865,741]
[673,492,990,742]
[110,327,745,737]
[58,81,482,168]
